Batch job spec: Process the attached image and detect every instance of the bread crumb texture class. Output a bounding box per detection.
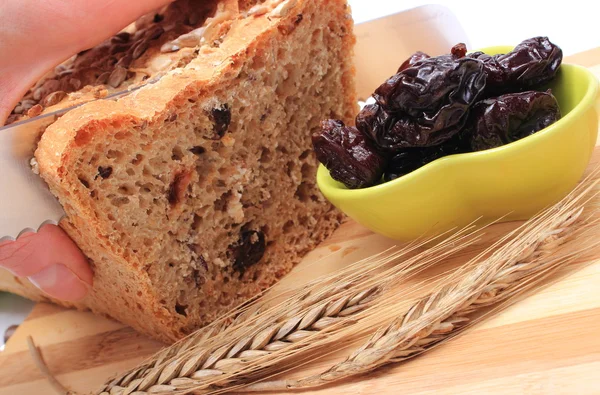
[2,0,356,342]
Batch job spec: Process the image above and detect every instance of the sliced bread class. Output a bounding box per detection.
[0,0,356,342]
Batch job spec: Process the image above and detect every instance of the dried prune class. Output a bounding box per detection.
[468,37,562,94]
[230,230,266,274]
[464,90,560,151]
[96,166,113,179]
[466,51,506,89]
[398,51,430,72]
[366,56,486,148]
[502,37,562,86]
[356,98,470,151]
[312,119,388,189]
[189,146,206,155]
[384,134,469,181]
[208,104,231,139]
[313,37,563,188]
[167,172,190,206]
[373,56,485,117]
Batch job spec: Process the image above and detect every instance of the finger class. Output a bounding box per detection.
[3,0,174,60]
[0,224,92,301]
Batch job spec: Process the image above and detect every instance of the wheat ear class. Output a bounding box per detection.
[245,180,599,391]
[99,229,477,394]
[97,286,379,395]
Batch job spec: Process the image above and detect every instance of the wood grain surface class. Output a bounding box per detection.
[1,56,599,395]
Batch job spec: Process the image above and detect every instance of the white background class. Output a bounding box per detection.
[348,0,600,56]
[1,0,599,348]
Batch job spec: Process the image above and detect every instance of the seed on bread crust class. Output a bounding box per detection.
[95,71,111,85]
[13,99,36,114]
[132,41,150,59]
[108,66,128,88]
[42,91,67,107]
[111,32,131,44]
[146,25,165,40]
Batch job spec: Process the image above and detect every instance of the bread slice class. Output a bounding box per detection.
[0,0,356,342]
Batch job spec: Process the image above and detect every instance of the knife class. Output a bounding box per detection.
[0,86,146,242]
[0,5,468,241]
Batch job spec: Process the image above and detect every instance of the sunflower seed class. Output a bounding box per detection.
[21,99,37,107]
[91,57,111,69]
[107,57,118,67]
[132,41,149,59]
[55,67,74,77]
[132,29,145,41]
[27,104,43,118]
[45,79,61,91]
[117,54,133,68]
[95,71,111,84]
[111,32,131,44]
[33,86,48,101]
[146,25,165,40]
[32,79,60,101]
[108,66,128,88]
[54,63,71,75]
[135,12,155,31]
[75,67,103,85]
[110,43,130,54]
[13,99,36,114]
[68,78,82,90]
[42,90,67,107]
[58,77,71,92]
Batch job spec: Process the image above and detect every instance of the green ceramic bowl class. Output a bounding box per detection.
[317,46,599,241]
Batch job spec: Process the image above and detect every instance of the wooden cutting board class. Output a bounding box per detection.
[1,49,600,395]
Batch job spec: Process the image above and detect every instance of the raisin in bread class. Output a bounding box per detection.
[0,0,356,342]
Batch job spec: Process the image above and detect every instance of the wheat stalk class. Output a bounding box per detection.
[245,182,599,391]
[97,286,379,395]
[90,174,600,395]
[98,228,476,394]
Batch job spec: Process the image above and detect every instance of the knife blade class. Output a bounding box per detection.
[0,111,64,241]
[0,85,147,241]
[0,5,468,241]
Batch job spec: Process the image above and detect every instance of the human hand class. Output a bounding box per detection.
[0,0,173,124]
[0,225,92,301]
[0,0,172,300]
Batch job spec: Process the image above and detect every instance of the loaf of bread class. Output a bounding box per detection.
[0,0,356,342]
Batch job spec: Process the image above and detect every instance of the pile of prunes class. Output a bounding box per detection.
[313,37,563,189]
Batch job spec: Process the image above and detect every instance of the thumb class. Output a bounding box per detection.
[0,224,92,301]
[3,0,174,59]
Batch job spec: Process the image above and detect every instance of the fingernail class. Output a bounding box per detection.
[28,264,89,301]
